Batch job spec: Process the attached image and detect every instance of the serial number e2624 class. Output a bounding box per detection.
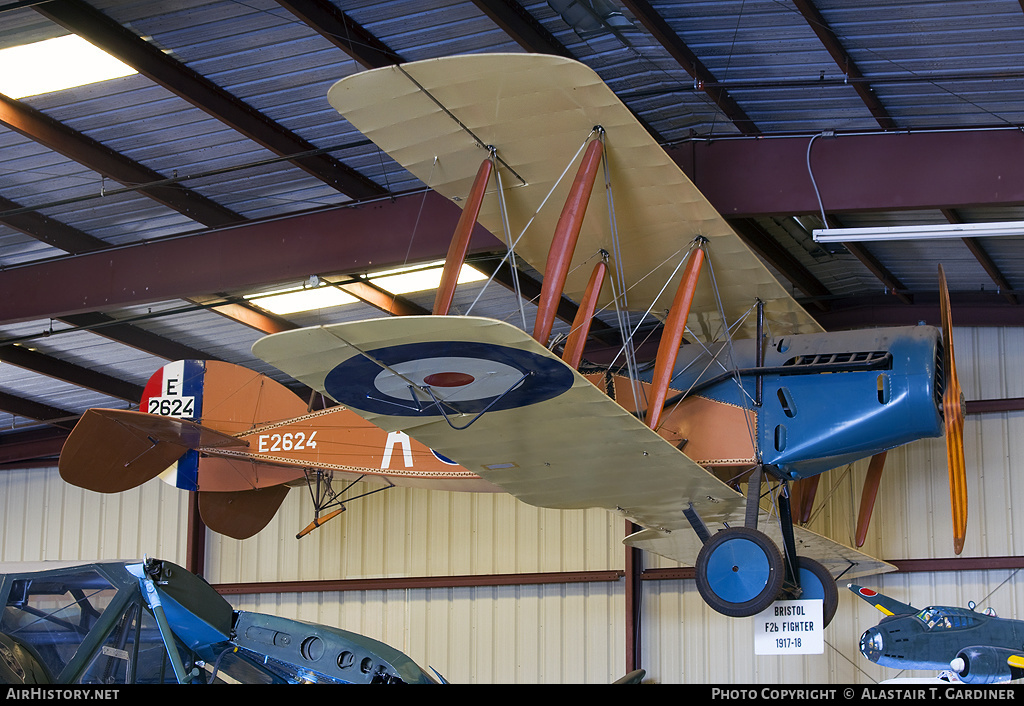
[147,396,195,418]
[257,431,318,453]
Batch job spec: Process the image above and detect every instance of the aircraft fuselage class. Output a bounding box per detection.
[860,607,1024,679]
[663,324,945,479]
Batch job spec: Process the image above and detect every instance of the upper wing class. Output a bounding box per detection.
[327,53,821,340]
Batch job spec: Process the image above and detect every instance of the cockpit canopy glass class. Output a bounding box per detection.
[915,606,976,631]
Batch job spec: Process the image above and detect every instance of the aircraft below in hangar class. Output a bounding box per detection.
[851,584,1024,684]
[59,53,969,628]
[0,557,438,684]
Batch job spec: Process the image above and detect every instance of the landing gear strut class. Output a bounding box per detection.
[687,467,839,626]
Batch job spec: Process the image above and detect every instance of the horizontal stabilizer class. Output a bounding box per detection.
[198,486,290,540]
[848,584,918,616]
[59,408,246,493]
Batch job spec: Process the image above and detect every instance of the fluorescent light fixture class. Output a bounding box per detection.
[246,262,486,315]
[813,221,1024,243]
[368,261,486,294]
[247,285,357,315]
[0,35,137,99]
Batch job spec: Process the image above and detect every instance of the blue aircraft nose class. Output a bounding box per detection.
[860,627,884,662]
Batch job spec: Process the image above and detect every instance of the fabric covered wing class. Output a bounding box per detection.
[327,53,821,341]
[254,315,743,533]
[627,520,894,579]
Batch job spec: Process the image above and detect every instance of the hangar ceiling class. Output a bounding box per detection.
[2,0,1024,466]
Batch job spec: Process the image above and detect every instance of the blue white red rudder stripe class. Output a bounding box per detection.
[140,360,207,491]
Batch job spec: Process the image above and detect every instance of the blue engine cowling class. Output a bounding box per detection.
[952,646,1024,684]
[667,325,945,480]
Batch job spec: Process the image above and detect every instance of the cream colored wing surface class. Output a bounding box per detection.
[254,315,892,574]
[327,54,821,341]
[254,315,745,534]
[627,520,895,578]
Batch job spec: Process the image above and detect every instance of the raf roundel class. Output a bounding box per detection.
[324,340,575,418]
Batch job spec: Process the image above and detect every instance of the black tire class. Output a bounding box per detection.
[694,526,785,618]
[795,556,839,627]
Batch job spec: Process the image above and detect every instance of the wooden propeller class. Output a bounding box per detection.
[852,267,965,551]
[939,264,968,554]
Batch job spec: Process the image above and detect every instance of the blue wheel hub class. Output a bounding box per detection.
[705,537,772,604]
[797,565,826,601]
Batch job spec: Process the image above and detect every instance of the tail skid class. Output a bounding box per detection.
[296,470,395,539]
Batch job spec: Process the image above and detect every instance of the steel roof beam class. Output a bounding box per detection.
[0,194,108,254]
[620,0,759,136]
[189,297,300,335]
[0,345,142,401]
[838,241,913,306]
[809,292,1024,330]
[56,313,216,362]
[0,93,243,228]
[328,278,431,318]
[34,0,385,200]
[0,427,69,466]
[0,390,78,430]
[669,129,1024,218]
[727,219,831,312]
[275,0,404,68]
[471,0,574,57]
[791,0,896,130]
[0,192,498,325]
[942,209,1018,305]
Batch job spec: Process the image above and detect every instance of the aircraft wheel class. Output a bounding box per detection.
[795,557,839,627]
[695,526,784,618]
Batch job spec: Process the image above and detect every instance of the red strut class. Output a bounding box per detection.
[532,137,605,345]
[433,156,493,315]
[645,245,705,431]
[561,260,607,369]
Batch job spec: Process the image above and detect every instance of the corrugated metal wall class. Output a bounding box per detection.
[3,325,1023,684]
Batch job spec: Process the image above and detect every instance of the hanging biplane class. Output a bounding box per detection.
[58,54,967,626]
[249,54,968,624]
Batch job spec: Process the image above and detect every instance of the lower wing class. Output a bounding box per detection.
[253,315,893,576]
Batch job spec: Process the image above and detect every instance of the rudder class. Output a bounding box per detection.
[141,360,309,490]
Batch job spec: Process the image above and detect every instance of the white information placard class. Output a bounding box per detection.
[754,599,824,655]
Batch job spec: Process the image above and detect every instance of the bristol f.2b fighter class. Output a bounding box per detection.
[59,54,968,627]
[851,584,1024,684]
[248,54,969,625]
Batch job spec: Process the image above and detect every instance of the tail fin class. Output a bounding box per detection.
[141,360,308,434]
[848,584,918,616]
[61,360,309,494]
[141,360,309,491]
[198,486,290,540]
